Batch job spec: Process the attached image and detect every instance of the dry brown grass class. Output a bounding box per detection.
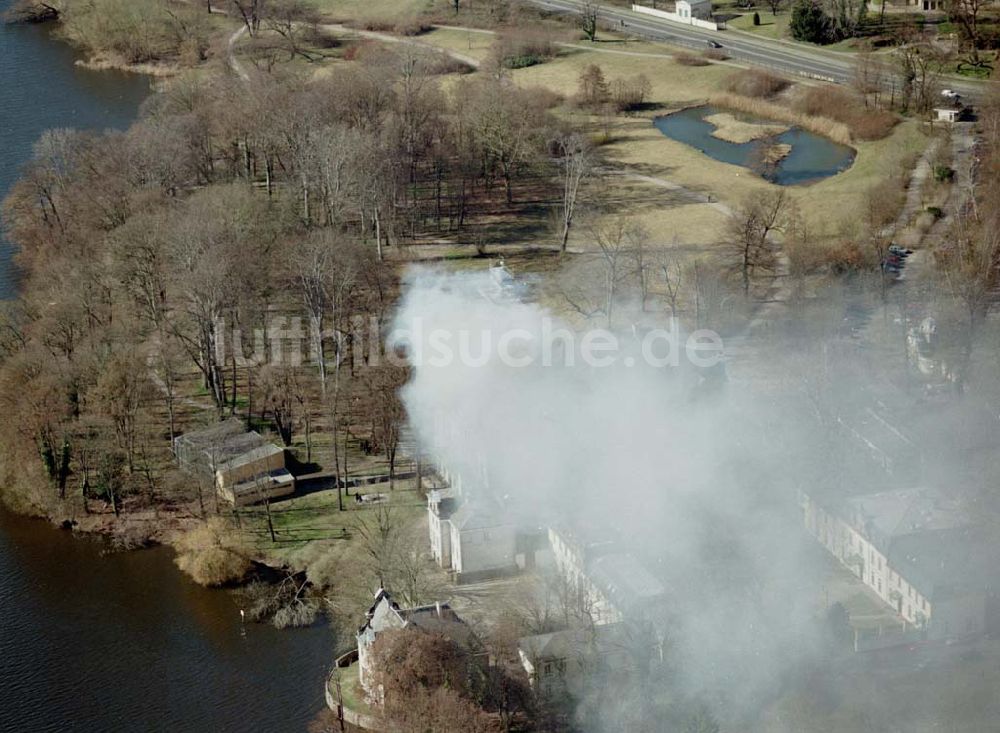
[709,92,853,146]
[674,52,710,66]
[793,86,898,141]
[704,112,788,143]
[723,69,790,99]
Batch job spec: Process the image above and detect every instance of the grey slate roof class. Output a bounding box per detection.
[358,589,478,648]
[846,488,968,554]
[173,419,274,473]
[889,526,1000,602]
[519,623,632,662]
[450,498,511,531]
[587,553,666,614]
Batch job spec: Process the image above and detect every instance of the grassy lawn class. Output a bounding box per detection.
[331,661,373,715]
[511,40,736,100]
[305,0,433,24]
[417,26,497,64]
[795,119,928,235]
[240,482,426,567]
[728,9,791,39]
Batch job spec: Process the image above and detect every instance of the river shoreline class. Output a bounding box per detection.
[0,15,334,726]
[5,3,198,78]
[0,507,334,733]
[75,54,180,76]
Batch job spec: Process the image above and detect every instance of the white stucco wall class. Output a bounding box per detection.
[632,3,719,29]
[451,523,516,576]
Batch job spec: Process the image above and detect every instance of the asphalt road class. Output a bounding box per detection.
[527,0,991,100]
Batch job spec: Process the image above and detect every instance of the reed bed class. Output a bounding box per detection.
[708,92,854,146]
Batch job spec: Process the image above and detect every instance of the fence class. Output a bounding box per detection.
[326,650,383,731]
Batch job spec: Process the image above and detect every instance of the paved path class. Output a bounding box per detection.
[227,25,250,81]
[226,20,482,79]
[323,23,481,68]
[891,138,941,247]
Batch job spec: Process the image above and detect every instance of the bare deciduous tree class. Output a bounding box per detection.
[553,132,595,253]
[231,0,267,37]
[591,216,648,327]
[725,190,788,297]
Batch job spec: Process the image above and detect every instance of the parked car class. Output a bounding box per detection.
[706,40,723,48]
[941,89,960,100]
[889,244,912,257]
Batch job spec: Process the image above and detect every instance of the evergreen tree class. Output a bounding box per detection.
[789,0,830,43]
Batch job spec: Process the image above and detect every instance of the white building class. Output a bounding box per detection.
[632,1,719,28]
[549,525,667,626]
[802,487,996,639]
[676,0,712,19]
[449,499,518,581]
[935,106,962,123]
[427,488,518,582]
[870,0,943,11]
[427,488,457,567]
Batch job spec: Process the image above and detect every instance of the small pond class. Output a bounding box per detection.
[653,105,856,186]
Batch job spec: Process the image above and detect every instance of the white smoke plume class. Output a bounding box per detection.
[392,267,831,728]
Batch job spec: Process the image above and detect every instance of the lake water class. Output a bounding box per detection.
[653,105,856,186]
[0,1,150,298]
[0,6,334,731]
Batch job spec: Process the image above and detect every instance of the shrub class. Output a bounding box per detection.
[5,0,60,23]
[827,241,866,273]
[703,48,730,60]
[240,578,320,628]
[393,20,433,36]
[675,52,710,66]
[577,63,610,108]
[174,518,250,586]
[934,165,956,182]
[753,11,761,25]
[423,51,476,75]
[724,69,790,98]
[493,28,558,69]
[850,109,898,140]
[793,85,898,141]
[517,84,564,110]
[610,74,652,112]
[927,205,944,218]
[341,40,368,62]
